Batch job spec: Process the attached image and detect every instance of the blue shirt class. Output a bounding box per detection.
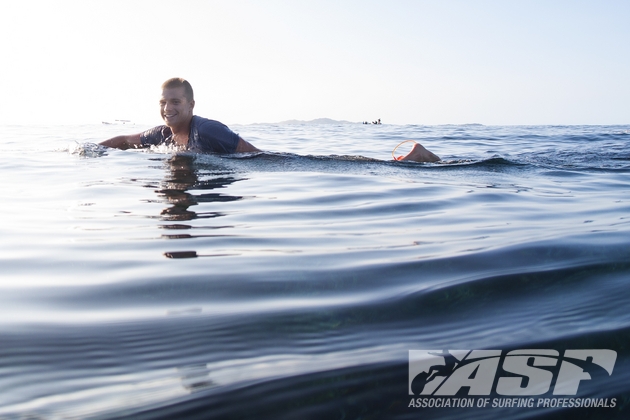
[140,116,240,153]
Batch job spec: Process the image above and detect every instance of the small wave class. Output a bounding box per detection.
[148,143,189,154]
[205,151,522,176]
[428,156,522,169]
[69,142,193,157]
[68,142,109,158]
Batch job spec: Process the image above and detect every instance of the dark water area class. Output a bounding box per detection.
[0,123,629,419]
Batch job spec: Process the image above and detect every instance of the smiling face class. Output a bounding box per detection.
[159,87,195,129]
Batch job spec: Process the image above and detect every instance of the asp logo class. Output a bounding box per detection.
[409,349,617,396]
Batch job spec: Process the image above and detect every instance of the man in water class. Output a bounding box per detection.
[100,78,440,162]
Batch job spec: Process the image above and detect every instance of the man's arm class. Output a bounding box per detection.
[99,133,143,150]
[235,137,261,153]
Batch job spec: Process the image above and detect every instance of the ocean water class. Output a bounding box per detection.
[0,122,629,419]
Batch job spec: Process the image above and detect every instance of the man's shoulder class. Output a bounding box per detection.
[144,124,170,134]
[192,115,230,130]
[140,124,171,145]
[189,115,239,153]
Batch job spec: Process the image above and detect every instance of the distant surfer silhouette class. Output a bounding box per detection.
[99,78,439,162]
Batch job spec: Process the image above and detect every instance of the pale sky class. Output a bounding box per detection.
[2,0,628,126]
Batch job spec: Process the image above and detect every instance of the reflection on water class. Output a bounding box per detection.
[156,154,246,259]
[156,154,244,222]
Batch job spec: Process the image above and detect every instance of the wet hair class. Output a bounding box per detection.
[161,78,194,102]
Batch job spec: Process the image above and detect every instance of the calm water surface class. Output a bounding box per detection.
[0,123,629,419]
